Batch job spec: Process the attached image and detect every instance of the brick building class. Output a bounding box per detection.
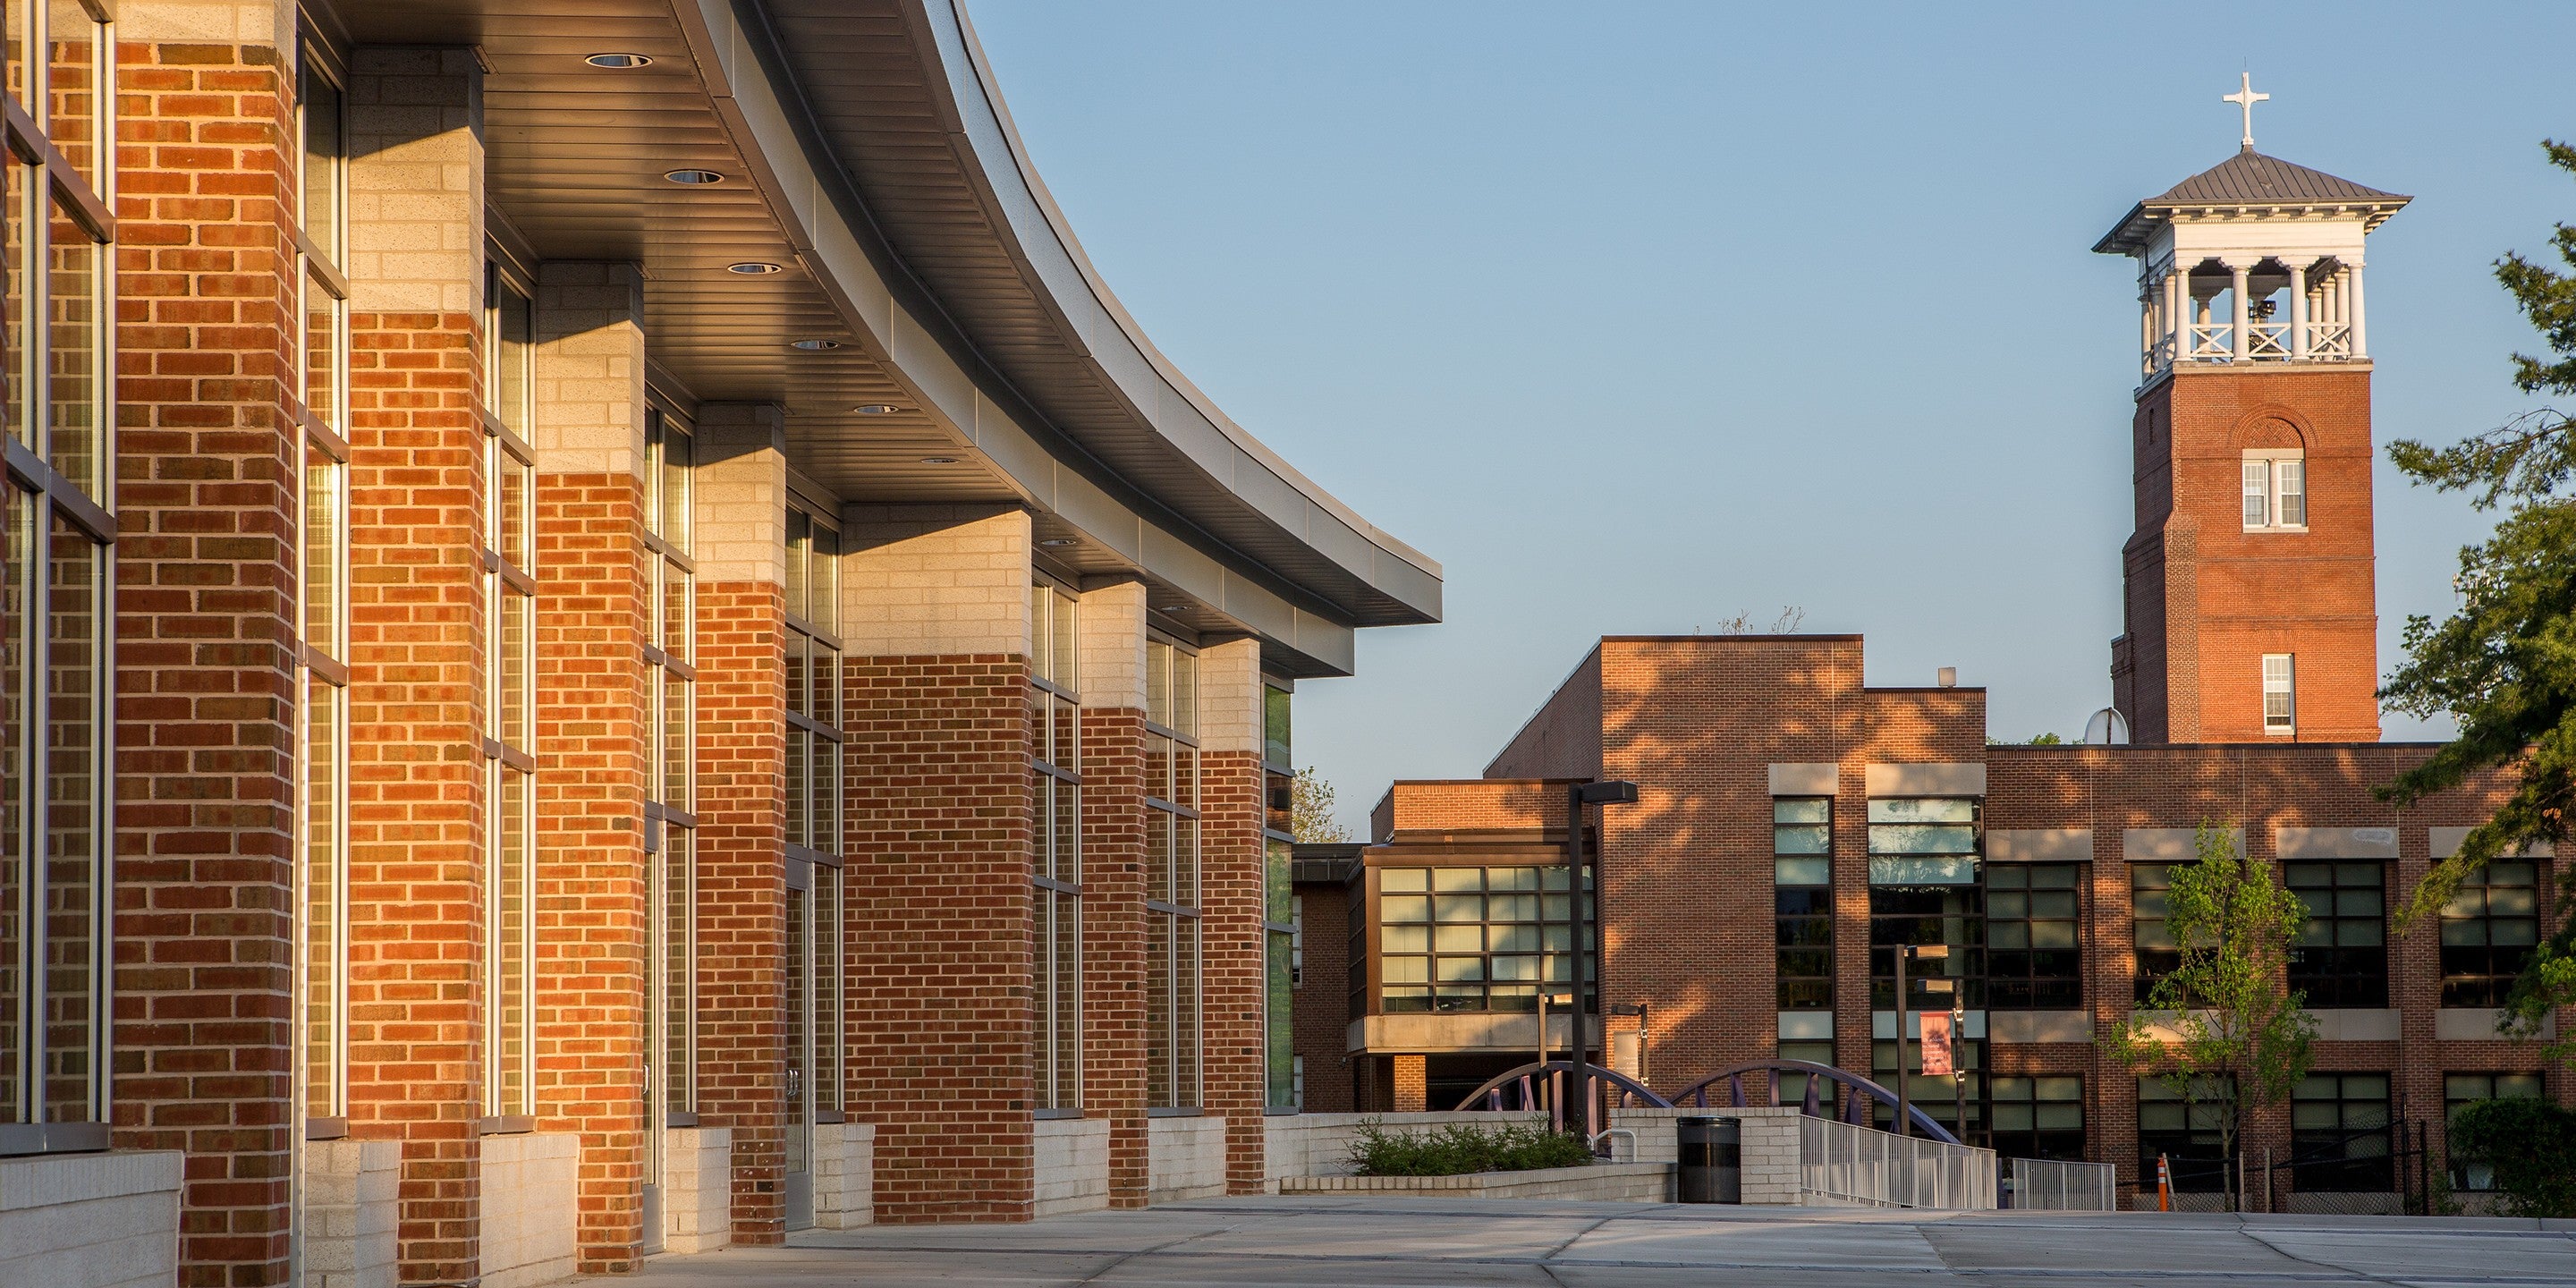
[1298,141,2567,1206]
[1,3,1436,1286]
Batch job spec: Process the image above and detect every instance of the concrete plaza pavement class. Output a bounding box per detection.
[624,1196,2576,1287]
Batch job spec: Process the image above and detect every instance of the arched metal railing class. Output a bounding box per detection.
[1450,1059,1674,1116]
[1664,1060,1959,1145]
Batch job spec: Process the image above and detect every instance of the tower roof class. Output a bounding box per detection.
[2094,148,2411,256]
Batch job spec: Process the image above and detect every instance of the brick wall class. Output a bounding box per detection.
[2124,368,2380,743]
[691,580,786,1241]
[342,45,489,1286]
[1076,705,1147,1207]
[1485,646,1603,780]
[842,654,1038,1221]
[530,470,647,1270]
[109,31,300,1288]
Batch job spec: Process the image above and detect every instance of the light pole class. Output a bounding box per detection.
[1566,778,1638,1148]
[1893,943,1948,1138]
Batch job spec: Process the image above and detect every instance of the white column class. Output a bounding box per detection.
[2347,263,2367,360]
[2229,262,2251,361]
[2288,263,2309,360]
[2167,270,2187,364]
[2139,284,2153,374]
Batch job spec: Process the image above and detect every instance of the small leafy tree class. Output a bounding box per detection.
[2448,1097,2576,1217]
[2105,825,2318,1208]
[2377,140,2576,1060]
[1291,767,1352,843]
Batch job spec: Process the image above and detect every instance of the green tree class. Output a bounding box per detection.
[1291,767,1352,843]
[2378,140,2576,1059]
[2105,826,2318,1209]
[2448,1097,2576,1218]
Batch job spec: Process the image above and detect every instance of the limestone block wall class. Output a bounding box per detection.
[1146,1115,1228,1202]
[1740,1110,1805,1206]
[479,1133,580,1288]
[0,1150,183,1288]
[812,1123,877,1230]
[301,1140,400,1288]
[1033,1117,1111,1216]
[663,1128,732,1254]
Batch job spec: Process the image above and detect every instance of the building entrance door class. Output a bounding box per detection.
[784,869,815,1230]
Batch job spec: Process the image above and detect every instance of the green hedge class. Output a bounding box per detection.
[1347,1117,1596,1176]
[2450,1097,2576,1218]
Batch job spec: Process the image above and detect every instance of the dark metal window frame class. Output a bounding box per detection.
[0,0,117,1157]
[2286,860,2388,1009]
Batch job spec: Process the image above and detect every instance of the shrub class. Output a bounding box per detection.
[1347,1117,1595,1176]
[2449,1097,2576,1218]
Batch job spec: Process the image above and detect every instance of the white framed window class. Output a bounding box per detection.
[2262,654,2295,733]
[2242,451,2306,530]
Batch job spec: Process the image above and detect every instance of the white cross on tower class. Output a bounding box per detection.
[2224,72,2269,150]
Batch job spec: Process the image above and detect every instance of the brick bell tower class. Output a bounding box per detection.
[2097,77,2409,744]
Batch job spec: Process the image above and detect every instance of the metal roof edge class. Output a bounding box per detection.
[929,0,1443,585]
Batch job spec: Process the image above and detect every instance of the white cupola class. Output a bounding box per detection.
[2094,76,2410,380]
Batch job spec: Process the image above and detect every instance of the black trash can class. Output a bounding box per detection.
[1677,1115,1741,1203]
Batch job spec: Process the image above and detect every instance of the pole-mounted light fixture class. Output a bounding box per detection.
[1566,779,1639,1151]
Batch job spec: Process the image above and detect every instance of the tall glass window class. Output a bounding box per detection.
[481,262,538,1121]
[0,0,113,1153]
[1775,797,1833,1011]
[1984,864,2080,1010]
[2286,861,2386,1008]
[644,408,699,1123]
[1262,680,1297,1108]
[2439,860,2538,1007]
[296,44,351,1138]
[2131,862,2178,1004]
[784,504,841,1117]
[1030,579,1080,1112]
[1375,865,1586,1014]
[2137,1075,2231,1192]
[2290,1072,2391,1193]
[1144,638,1200,1109]
[1988,1075,2084,1162]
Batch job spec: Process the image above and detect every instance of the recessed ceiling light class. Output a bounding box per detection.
[852,403,902,415]
[1038,538,1077,547]
[790,338,841,352]
[919,456,960,465]
[665,168,724,185]
[1157,605,1188,613]
[586,53,654,69]
[725,261,782,275]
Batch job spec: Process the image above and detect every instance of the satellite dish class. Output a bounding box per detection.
[2083,708,2131,746]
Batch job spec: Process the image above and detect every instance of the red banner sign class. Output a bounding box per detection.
[1919,1011,1954,1076]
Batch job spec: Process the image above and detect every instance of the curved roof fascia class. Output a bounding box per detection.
[925,0,1440,584]
[677,0,1441,639]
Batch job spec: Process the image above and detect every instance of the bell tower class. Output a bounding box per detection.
[2097,78,2409,744]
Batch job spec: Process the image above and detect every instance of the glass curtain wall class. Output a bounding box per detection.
[643,408,698,1144]
[1030,579,1079,1112]
[1262,682,1296,1108]
[1143,638,1200,1109]
[296,44,351,1140]
[1867,795,1983,1139]
[783,506,843,1127]
[481,262,538,1123]
[0,0,114,1154]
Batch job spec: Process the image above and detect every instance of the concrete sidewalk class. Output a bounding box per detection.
[620,1196,2576,1287]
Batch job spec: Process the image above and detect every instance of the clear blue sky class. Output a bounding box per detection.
[970,1,2572,837]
